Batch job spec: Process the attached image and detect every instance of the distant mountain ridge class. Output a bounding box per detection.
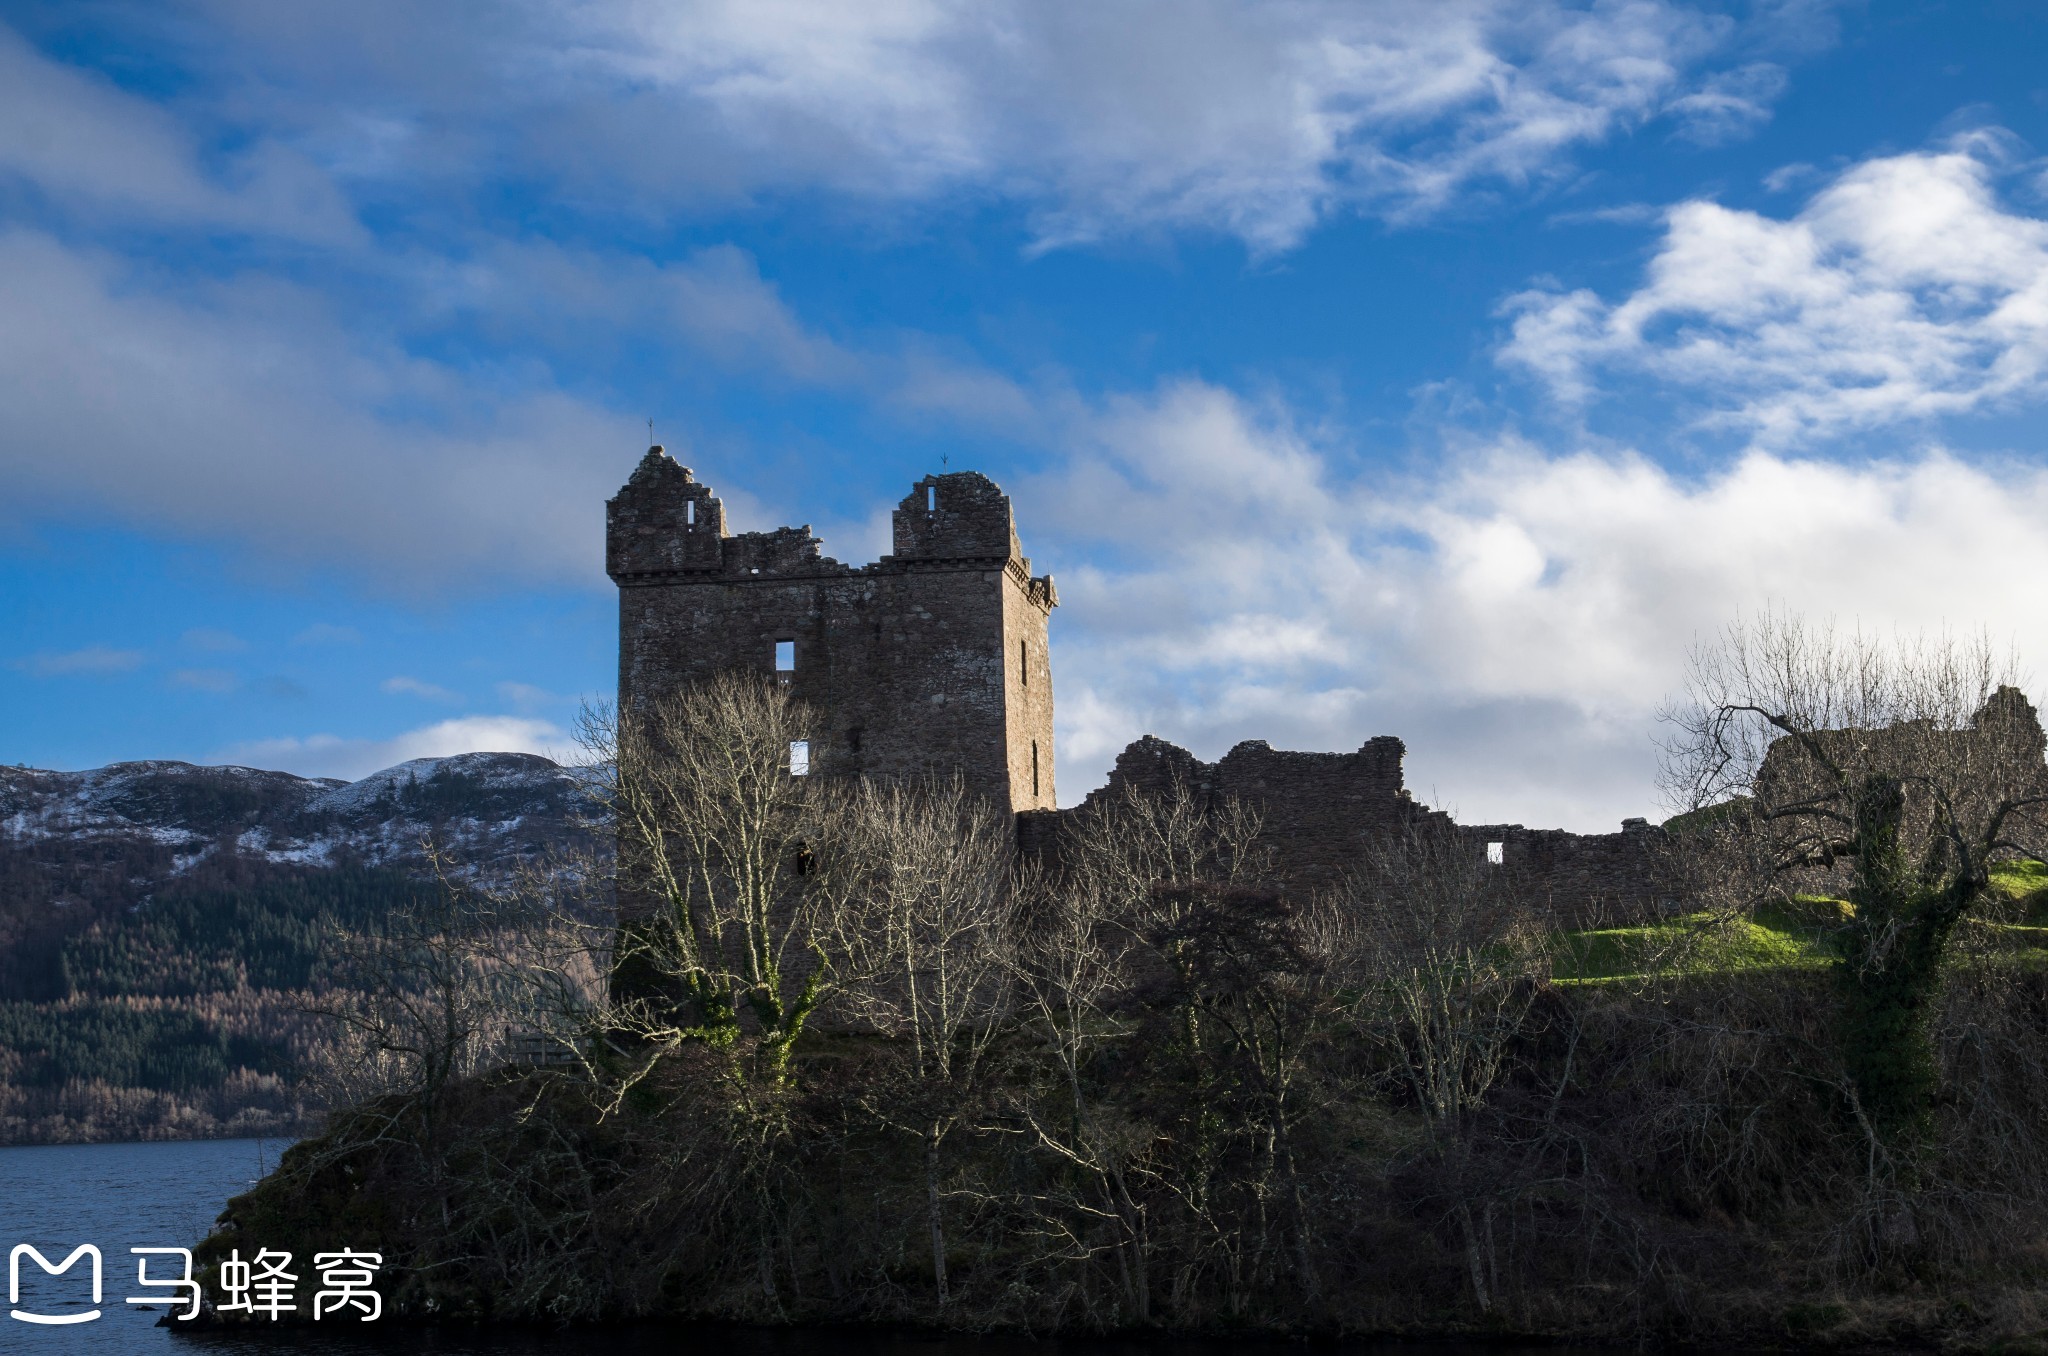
[1,750,600,883]
[0,751,606,1144]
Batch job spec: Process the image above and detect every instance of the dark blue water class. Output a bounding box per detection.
[0,1138,282,1354]
[0,1139,1618,1356]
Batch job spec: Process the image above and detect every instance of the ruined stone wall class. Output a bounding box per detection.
[1061,734,1436,880]
[607,449,1057,815]
[607,445,1668,922]
[1454,819,1667,926]
[1025,732,1669,924]
[1001,555,1058,811]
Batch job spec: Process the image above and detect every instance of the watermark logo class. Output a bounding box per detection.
[126,1248,202,1322]
[10,1245,101,1326]
[7,1244,380,1323]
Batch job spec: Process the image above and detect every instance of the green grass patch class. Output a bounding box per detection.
[1550,910,1829,985]
[1989,860,2048,923]
[1550,867,2048,985]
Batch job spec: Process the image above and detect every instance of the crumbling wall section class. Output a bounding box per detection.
[1037,733,1670,923]
[1456,819,1668,926]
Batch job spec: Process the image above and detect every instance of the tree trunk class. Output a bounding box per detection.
[1839,773,1962,1148]
[925,1123,949,1305]
[1457,1201,1492,1313]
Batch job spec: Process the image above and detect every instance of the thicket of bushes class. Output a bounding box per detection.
[202,674,2048,1346]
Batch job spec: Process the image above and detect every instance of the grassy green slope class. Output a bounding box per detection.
[1550,860,2048,985]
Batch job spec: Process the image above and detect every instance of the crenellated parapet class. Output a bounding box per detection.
[606,446,727,580]
[607,450,1059,816]
[887,472,1023,564]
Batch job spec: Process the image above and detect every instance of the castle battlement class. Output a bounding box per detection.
[608,448,1058,812]
[608,447,1666,921]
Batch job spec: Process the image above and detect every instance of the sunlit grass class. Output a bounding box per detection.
[1546,861,2048,985]
[1549,911,1827,985]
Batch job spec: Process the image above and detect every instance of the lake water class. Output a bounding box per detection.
[0,1139,1620,1356]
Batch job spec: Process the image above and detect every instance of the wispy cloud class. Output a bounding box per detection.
[0,228,641,587]
[0,26,361,243]
[0,231,1000,587]
[217,715,568,782]
[13,645,144,677]
[111,0,1828,253]
[1500,131,2048,444]
[382,676,463,704]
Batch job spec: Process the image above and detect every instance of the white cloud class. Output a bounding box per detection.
[424,238,1039,426]
[1500,132,2048,444]
[153,0,1823,251]
[0,228,640,587]
[382,675,463,703]
[1024,382,2048,830]
[0,229,1021,582]
[13,645,145,677]
[1662,61,1786,146]
[0,25,360,243]
[217,715,568,782]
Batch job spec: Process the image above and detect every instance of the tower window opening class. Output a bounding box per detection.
[1020,639,1028,686]
[926,485,937,514]
[789,740,810,776]
[685,500,696,526]
[775,640,795,671]
[1031,739,1040,800]
[1486,841,1504,866]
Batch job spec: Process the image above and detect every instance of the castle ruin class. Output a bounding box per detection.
[608,451,1662,920]
[608,447,1057,815]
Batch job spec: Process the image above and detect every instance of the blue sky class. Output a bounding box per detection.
[5,1,2048,828]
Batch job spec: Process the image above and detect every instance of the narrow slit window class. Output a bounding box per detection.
[1486,841,1504,866]
[775,640,795,672]
[685,499,696,526]
[1031,740,1040,800]
[926,485,937,513]
[789,740,810,776]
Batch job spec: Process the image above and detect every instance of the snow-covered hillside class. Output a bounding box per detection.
[0,751,603,880]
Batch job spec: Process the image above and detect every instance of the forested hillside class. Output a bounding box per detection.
[0,753,600,1143]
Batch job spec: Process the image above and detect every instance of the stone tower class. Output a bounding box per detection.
[606,448,1059,813]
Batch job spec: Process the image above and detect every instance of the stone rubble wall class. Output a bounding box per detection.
[1022,733,1671,925]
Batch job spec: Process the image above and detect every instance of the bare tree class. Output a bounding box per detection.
[1325,824,1547,1314]
[583,672,837,1086]
[1660,612,2048,1153]
[1001,777,1268,1324]
[827,774,1016,1306]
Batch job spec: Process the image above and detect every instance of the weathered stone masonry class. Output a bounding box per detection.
[610,451,1662,920]
[608,447,1059,815]
[1025,733,1665,923]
